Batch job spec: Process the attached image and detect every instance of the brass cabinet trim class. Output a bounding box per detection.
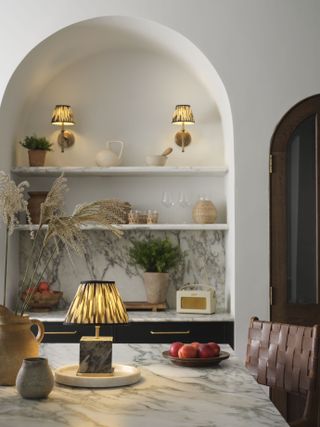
[150,330,190,335]
[44,331,78,335]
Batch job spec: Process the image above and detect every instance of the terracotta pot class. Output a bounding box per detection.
[143,272,169,304]
[16,357,54,399]
[0,306,44,386]
[28,150,47,167]
[28,191,48,224]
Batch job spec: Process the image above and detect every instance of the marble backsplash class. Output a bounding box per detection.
[19,230,225,310]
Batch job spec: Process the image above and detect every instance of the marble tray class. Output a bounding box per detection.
[55,363,141,388]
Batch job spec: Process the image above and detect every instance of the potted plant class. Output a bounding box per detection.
[20,134,53,166]
[129,238,182,304]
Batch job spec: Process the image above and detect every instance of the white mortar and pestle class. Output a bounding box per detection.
[145,148,173,166]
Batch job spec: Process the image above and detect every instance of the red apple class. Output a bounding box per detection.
[191,341,200,350]
[178,344,197,359]
[169,342,184,357]
[38,281,50,292]
[198,343,217,358]
[207,342,220,356]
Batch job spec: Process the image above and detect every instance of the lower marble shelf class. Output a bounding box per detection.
[29,309,234,323]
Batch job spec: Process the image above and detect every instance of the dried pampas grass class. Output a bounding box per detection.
[0,172,30,234]
[40,174,68,225]
[18,177,128,314]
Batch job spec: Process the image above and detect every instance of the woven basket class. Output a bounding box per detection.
[21,291,63,310]
[192,200,217,224]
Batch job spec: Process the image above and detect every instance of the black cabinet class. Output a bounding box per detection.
[39,321,234,347]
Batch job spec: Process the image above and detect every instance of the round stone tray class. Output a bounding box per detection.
[55,364,141,388]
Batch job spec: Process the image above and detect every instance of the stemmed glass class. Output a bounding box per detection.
[178,192,191,208]
[161,192,175,223]
[178,191,191,223]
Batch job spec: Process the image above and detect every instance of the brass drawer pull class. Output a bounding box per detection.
[44,331,78,335]
[150,330,190,335]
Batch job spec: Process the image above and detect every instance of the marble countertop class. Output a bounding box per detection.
[0,343,288,427]
[29,309,234,322]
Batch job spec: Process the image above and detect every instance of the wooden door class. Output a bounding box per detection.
[270,94,320,424]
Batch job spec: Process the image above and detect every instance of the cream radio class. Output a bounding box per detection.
[176,284,216,314]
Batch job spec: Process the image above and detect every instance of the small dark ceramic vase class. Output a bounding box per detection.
[16,357,54,399]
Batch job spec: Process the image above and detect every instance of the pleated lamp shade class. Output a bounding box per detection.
[65,281,128,324]
[51,105,75,126]
[172,105,195,125]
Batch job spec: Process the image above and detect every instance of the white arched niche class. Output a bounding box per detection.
[0,16,234,317]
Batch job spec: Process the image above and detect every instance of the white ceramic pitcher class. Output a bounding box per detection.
[95,140,124,167]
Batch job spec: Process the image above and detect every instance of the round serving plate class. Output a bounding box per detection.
[162,350,230,367]
[55,364,141,388]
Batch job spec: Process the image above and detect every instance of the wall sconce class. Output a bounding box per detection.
[51,105,75,153]
[171,104,195,152]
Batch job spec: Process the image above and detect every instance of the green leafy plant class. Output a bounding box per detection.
[129,238,183,273]
[20,134,53,151]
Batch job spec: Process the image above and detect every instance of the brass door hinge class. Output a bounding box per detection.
[269,154,273,174]
[269,286,273,305]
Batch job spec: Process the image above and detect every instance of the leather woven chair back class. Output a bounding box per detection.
[246,317,320,426]
[246,317,319,394]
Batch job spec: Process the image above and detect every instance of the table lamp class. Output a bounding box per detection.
[51,105,75,153]
[65,280,129,376]
[171,104,195,152]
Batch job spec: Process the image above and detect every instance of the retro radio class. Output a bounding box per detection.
[176,284,216,314]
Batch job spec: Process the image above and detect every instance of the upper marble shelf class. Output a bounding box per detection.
[15,223,229,231]
[11,166,228,177]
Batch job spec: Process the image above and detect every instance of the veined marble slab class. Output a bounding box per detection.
[0,343,288,427]
[29,309,234,322]
[20,229,226,310]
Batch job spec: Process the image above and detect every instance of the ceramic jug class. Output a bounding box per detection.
[95,140,124,167]
[0,306,44,385]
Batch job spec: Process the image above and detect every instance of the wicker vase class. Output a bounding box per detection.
[192,199,217,224]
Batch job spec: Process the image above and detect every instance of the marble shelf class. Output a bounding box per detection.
[29,309,234,322]
[11,165,228,177]
[15,223,228,231]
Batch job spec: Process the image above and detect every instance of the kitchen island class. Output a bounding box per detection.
[0,343,288,427]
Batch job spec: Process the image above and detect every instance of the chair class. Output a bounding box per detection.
[245,317,320,427]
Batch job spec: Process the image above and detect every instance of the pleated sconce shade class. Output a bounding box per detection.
[51,105,75,126]
[65,281,129,324]
[172,105,195,125]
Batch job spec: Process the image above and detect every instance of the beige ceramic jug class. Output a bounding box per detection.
[95,140,124,167]
[0,306,44,385]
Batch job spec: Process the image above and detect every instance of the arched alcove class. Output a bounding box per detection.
[0,16,234,318]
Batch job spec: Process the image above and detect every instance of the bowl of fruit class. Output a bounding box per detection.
[163,341,230,367]
[21,282,63,311]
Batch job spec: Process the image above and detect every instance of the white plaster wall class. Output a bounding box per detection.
[0,0,319,359]
[17,50,223,167]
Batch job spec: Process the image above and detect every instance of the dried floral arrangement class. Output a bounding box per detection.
[0,172,127,315]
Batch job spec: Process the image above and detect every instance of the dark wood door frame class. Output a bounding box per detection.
[270,94,320,325]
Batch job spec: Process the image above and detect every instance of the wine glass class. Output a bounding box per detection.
[178,191,191,208]
[161,192,175,223]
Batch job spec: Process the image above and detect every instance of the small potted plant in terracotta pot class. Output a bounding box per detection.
[129,238,183,304]
[20,134,53,166]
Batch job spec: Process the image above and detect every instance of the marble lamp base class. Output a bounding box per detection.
[78,336,113,375]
